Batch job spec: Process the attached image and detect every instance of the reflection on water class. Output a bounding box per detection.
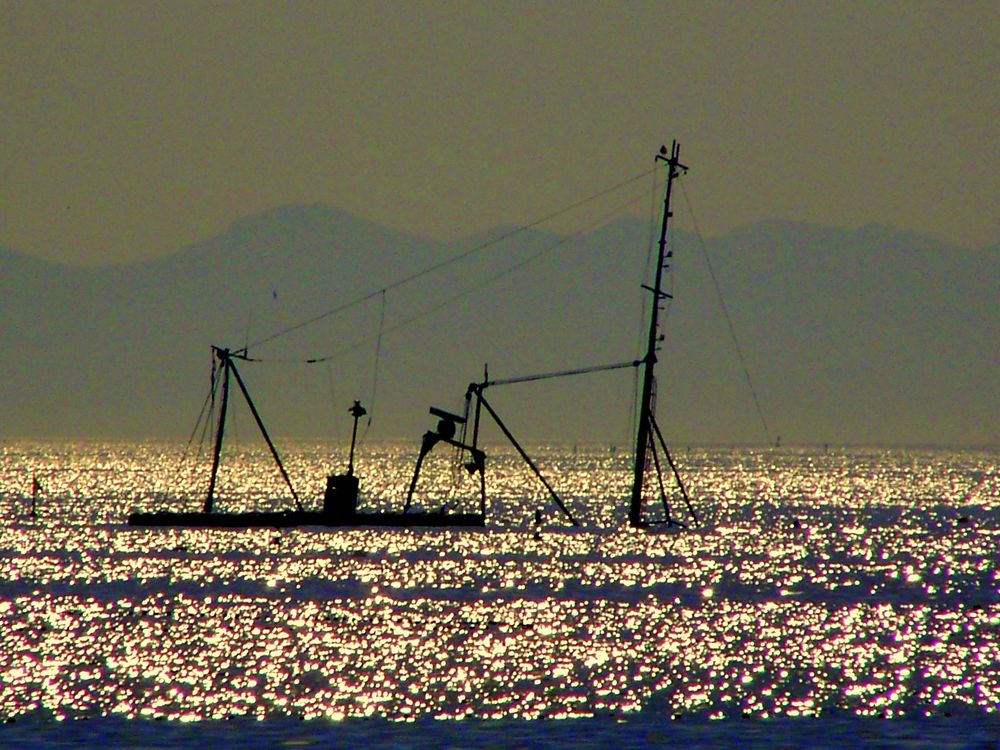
[0,443,997,726]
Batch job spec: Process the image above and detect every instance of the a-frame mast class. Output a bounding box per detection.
[202,346,303,514]
[628,142,687,527]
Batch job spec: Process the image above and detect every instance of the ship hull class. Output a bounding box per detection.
[126,510,486,528]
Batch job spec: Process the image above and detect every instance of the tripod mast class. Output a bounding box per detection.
[628,142,688,527]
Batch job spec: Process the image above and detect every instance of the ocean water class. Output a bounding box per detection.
[1,441,998,748]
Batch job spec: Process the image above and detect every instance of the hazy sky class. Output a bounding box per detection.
[2,1,997,265]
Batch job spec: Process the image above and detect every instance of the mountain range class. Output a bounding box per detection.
[2,206,997,447]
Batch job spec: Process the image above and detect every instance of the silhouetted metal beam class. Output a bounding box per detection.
[204,349,231,514]
[228,354,303,512]
[477,392,578,526]
[650,415,697,527]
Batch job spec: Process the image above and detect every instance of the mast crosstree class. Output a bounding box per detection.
[628,142,698,529]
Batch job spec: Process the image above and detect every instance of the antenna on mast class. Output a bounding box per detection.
[628,142,698,529]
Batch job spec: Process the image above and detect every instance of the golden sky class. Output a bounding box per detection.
[2,0,997,264]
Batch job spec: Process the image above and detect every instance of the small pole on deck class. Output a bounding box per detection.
[347,400,367,476]
[31,472,41,518]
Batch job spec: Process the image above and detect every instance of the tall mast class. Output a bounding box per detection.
[628,142,687,527]
[204,347,231,513]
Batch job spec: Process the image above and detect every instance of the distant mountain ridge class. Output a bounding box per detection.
[2,206,997,447]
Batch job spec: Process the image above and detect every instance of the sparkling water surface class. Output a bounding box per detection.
[1,442,998,748]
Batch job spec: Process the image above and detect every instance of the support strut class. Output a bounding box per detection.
[476,392,578,526]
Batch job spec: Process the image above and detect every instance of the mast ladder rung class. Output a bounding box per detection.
[642,284,673,300]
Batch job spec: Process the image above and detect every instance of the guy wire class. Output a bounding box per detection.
[679,181,773,445]
[245,168,654,352]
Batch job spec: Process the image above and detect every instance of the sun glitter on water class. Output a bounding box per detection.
[0,442,998,723]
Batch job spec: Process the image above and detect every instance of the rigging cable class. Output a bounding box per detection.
[679,181,773,446]
[201,353,218,459]
[361,288,387,441]
[244,168,655,352]
[183,361,215,463]
[177,354,220,495]
[447,392,475,510]
[175,352,220,503]
[293,187,654,366]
